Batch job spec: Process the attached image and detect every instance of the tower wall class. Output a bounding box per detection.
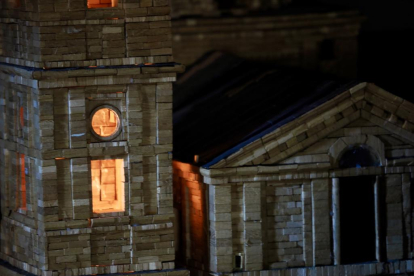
[0,1,185,275]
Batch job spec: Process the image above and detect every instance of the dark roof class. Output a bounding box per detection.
[173,51,359,168]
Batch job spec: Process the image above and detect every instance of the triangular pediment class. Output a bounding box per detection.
[208,83,414,169]
[277,119,413,167]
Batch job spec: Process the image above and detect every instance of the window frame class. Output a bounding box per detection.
[89,104,122,142]
[87,0,119,9]
[90,158,126,215]
[16,153,27,213]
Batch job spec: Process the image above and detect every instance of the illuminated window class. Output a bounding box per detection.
[19,154,26,210]
[18,105,24,138]
[87,0,118,8]
[91,159,125,213]
[7,0,20,9]
[90,106,121,141]
[19,106,24,128]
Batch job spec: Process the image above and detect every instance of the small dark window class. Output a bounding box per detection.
[319,39,335,61]
[234,254,243,270]
[216,0,237,9]
[339,145,380,168]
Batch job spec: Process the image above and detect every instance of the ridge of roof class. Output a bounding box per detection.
[173,51,358,167]
[202,80,360,168]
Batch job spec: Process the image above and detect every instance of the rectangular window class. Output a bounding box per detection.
[18,103,24,139]
[19,154,26,210]
[15,95,25,140]
[340,176,376,264]
[91,159,125,213]
[6,0,20,9]
[87,0,118,8]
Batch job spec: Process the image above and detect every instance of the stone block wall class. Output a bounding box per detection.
[177,84,414,275]
[223,260,414,276]
[173,162,208,272]
[385,175,404,260]
[0,0,185,273]
[0,63,181,275]
[231,183,243,264]
[170,0,292,18]
[266,183,304,269]
[132,222,176,270]
[171,11,363,78]
[311,179,331,266]
[0,0,173,68]
[201,163,413,274]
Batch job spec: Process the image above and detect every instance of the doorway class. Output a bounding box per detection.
[339,176,376,264]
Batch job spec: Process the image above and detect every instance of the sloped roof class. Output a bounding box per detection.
[173,51,359,167]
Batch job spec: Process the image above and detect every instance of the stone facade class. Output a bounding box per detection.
[0,1,187,276]
[170,0,293,19]
[173,83,414,275]
[170,3,363,78]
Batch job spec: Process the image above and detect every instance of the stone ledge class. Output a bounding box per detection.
[214,260,414,276]
[0,259,189,276]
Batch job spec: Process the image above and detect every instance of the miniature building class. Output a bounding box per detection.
[170,0,293,19]
[173,53,414,275]
[170,0,364,78]
[0,1,186,276]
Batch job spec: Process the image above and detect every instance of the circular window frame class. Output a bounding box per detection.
[90,105,122,141]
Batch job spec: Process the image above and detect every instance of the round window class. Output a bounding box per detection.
[90,106,121,141]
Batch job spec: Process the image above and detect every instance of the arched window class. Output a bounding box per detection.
[338,145,380,169]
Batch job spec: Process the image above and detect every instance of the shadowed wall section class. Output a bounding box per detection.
[173,161,209,273]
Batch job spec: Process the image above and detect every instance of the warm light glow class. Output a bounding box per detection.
[20,154,26,210]
[91,159,125,213]
[87,0,118,8]
[19,107,24,128]
[91,107,120,138]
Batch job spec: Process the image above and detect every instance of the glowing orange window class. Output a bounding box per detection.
[8,0,20,9]
[18,106,24,138]
[91,106,121,140]
[19,154,26,210]
[87,0,118,8]
[19,107,24,127]
[91,159,125,213]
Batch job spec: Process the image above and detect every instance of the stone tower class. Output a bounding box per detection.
[0,0,183,275]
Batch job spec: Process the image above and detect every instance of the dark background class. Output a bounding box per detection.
[316,0,414,101]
